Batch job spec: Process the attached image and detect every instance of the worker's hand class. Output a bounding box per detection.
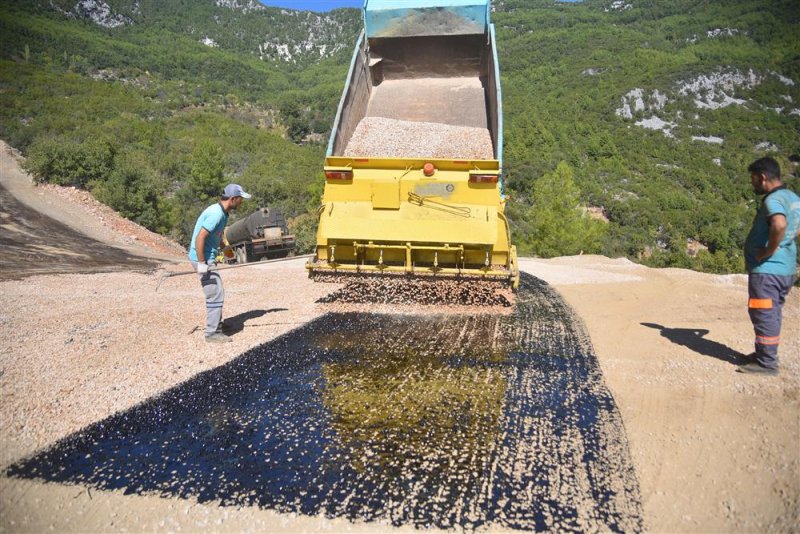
[755,247,772,262]
[196,262,209,274]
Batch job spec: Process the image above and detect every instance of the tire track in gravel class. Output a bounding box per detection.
[5,273,643,531]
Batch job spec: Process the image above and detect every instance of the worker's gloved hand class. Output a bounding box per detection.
[196,262,209,274]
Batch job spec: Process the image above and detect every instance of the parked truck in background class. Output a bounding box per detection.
[222,207,295,264]
[306,0,518,289]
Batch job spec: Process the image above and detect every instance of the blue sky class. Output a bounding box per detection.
[259,0,362,11]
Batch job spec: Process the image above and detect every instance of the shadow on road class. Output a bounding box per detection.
[222,309,287,334]
[641,322,744,365]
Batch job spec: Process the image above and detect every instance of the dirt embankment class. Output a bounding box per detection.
[0,141,185,280]
[0,141,798,532]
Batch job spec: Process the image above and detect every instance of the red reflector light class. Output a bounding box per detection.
[325,170,353,180]
[423,162,435,176]
[469,174,499,183]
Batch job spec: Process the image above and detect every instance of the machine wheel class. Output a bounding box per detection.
[235,247,247,265]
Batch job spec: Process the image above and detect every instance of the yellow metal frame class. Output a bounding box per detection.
[308,157,519,289]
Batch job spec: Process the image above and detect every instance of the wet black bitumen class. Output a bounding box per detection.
[6,273,643,531]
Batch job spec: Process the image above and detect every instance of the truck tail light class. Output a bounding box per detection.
[325,170,353,181]
[469,174,499,183]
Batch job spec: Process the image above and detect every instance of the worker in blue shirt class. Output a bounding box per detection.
[188,184,251,343]
[739,157,800,375]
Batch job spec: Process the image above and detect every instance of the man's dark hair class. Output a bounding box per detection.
[748,157,781,181]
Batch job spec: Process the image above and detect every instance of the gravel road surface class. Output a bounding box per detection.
[6,273,642,532]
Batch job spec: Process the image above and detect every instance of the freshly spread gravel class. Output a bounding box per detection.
[315,275,514,315]
[343,117,494,160]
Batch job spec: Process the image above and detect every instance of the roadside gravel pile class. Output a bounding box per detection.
[343,117,494,160]
[1,140,185,264]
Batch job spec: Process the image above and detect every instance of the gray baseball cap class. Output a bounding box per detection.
[222,183,251,199]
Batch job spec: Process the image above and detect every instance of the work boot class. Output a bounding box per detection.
[736,352,757,364]
[215,320,234,335]
[736,362,778,375]
[205,332,232,343]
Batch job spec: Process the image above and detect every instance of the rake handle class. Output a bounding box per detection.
[161,254,314,279]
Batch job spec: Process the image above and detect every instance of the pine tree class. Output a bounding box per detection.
[527,161,606,258]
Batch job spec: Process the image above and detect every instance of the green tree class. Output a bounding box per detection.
[288,211,319,254]
[279,92,311,143]
[22,136,115,187]
[89,155,166,232]
[189,140,226,201]
[527,161,606,257]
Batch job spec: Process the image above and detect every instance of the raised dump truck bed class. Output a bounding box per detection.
[334,31,499,159]
[307,0,517,288]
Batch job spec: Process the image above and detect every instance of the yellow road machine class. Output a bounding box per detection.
[306,0,518,289]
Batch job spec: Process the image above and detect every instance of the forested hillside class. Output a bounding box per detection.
[497,0,799,271]
[0,0,797,272]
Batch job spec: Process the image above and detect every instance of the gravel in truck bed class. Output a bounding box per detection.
[343,117,494,160]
